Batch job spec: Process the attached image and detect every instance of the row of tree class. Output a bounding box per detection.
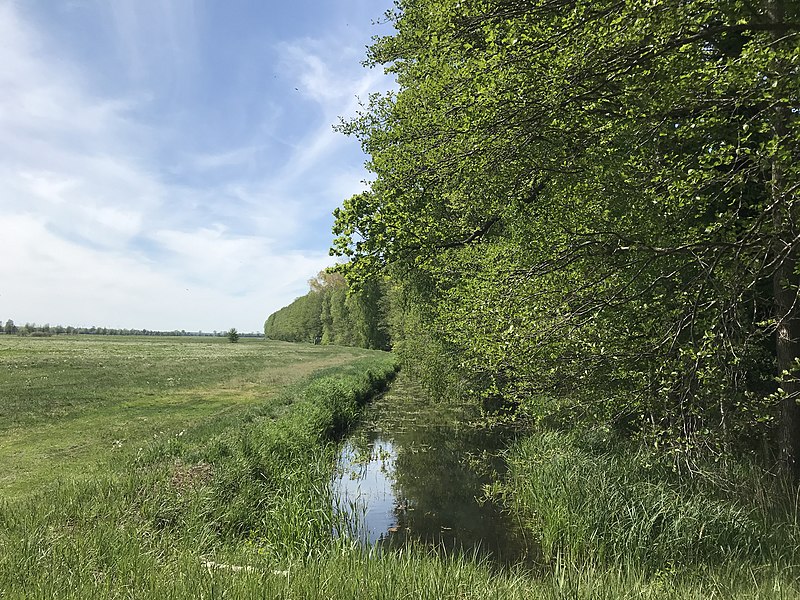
[329,0,800,474]
[263,271,390,350]
[1,320,262,338]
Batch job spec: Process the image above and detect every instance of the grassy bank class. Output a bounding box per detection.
[0,337,399,596]
[0,335,379,497]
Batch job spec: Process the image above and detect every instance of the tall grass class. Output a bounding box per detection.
[505,428,800,579]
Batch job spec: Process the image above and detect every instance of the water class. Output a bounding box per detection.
[332,374,528,564]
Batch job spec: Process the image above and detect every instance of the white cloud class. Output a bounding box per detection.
[0,215,330,331]
[186,146,264,171]
[0,1,392,330]
[272,38,391,189]
[0,2,159,252]
[104,0,199,84]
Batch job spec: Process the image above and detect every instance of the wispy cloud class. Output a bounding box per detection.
[185,145,264,171]
[0,3,155,251]
[104,0,199,84]
[271,37,391,199]
[3,215,330,331]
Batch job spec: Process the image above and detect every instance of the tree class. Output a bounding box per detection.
[227,328,240,343]
[264,270,391,350]
[333,0,800,466]
[4,319,15,335]
[264,293,323,343]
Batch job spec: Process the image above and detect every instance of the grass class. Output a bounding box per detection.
[0,335,380,498]
[2,335,800,598]
[0,336,401,597]
[499,427,800,595]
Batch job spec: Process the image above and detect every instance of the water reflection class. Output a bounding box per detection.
[332,375,528,564]
[335,437,399,545]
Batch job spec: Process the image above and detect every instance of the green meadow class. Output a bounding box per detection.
[0,336,377,498]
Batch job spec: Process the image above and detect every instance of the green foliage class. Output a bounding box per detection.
[333,0,800,458]
[227,327,239,343]
[264,271,391,350]
[264,291,324,343]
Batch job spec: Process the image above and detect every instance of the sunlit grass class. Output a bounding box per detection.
[0,335,386,497]
[0,340,399,597]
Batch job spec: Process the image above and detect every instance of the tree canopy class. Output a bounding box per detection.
[264,271,390,350]
[332,0,800,471]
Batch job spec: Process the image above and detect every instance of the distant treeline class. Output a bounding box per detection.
[263,272,390,350]
[1,319,263,338]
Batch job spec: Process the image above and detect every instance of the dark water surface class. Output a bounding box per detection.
[332,374,529,564]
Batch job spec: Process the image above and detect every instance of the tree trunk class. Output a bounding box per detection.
[776,233,800,479]
[768,0,800,479]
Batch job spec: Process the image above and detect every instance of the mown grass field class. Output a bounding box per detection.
[0,335,383,497]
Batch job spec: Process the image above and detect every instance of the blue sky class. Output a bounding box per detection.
[0,0,394,332]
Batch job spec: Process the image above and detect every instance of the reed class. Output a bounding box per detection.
[505,428,800,581]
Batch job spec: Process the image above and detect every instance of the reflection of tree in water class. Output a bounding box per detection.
[366,379,527,564]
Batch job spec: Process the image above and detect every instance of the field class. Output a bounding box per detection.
[0,336,379,498]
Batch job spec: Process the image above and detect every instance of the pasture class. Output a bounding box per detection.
[0,335,381,497]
